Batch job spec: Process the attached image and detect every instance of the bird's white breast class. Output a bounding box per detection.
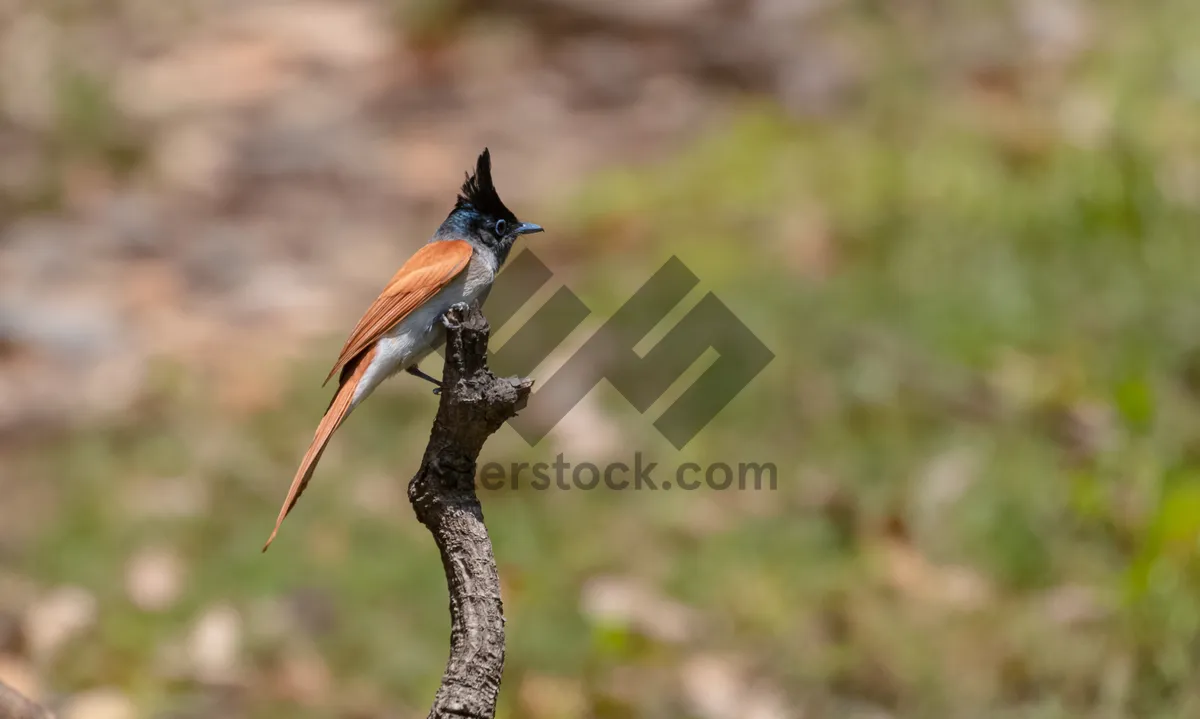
[350,249,495,406]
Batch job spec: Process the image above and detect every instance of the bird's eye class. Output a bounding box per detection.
[494,219,507,235]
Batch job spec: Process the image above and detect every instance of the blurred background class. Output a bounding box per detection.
[1,0,1199,717]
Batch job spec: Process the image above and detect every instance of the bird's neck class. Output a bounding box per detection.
[433,212,517,267]
[491,236,517,266]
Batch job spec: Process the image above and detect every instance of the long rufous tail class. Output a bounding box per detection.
[262,348,374,552]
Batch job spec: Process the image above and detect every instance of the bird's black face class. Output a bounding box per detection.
[439,149,543,265]
[442,207,543,267]
[472,212,544,249]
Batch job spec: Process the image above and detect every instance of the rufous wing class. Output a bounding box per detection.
[323,239,475,385]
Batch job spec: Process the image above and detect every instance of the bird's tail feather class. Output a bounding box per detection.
[262,348,374,552]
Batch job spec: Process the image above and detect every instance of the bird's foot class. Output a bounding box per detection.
[441,302,473,330]
[406,365,443,395]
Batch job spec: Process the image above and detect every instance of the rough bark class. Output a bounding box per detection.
[409,303,532,719]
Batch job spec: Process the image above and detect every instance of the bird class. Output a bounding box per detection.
[262,148,544,551]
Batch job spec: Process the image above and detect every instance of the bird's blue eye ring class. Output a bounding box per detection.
[494,219,507,235]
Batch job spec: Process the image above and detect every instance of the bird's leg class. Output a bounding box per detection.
[407,365,443,395]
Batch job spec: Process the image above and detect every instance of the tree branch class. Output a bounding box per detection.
[0,679,52,719]
[408,303,532,719]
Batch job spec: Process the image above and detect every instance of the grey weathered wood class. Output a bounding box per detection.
[409,303,531,719]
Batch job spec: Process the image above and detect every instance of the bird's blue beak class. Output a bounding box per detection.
[515,223,544,236]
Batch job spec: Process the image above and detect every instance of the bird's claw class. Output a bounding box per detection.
[442,302,472,329]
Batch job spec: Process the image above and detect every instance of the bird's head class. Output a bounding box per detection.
[438,148,543,264]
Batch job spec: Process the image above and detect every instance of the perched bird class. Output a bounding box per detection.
[262,149,544,551]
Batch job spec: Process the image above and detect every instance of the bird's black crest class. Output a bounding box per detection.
[456,148,517,222]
